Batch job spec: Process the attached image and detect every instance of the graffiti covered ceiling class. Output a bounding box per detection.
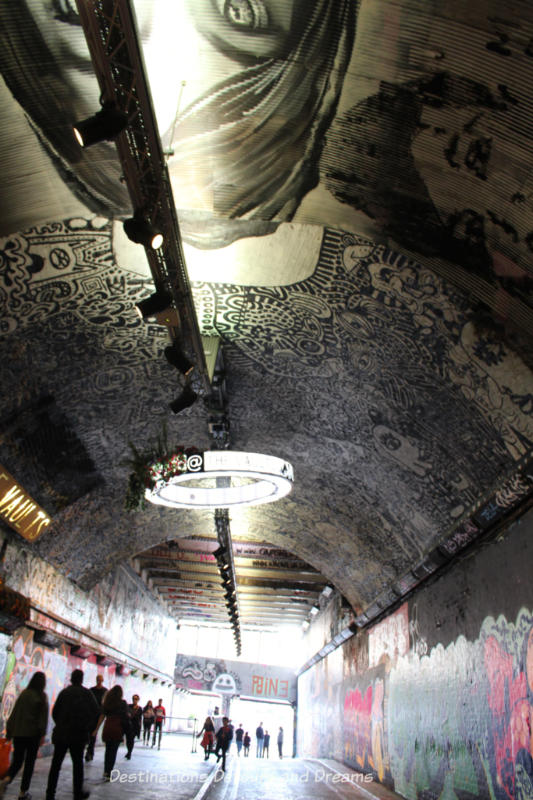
[0,0,532,632]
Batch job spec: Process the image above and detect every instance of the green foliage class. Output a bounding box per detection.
[122,427,198,512]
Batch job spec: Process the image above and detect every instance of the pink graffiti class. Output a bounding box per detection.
[484,633,532,799]
[344,686,373,768]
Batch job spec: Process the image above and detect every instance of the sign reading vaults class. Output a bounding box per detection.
[0,466,51,541]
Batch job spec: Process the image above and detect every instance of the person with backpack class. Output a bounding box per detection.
[0,671,49,800]
[45,669,99,800]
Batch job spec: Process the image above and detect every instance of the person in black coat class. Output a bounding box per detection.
[45,669,99,800]
[214,717,233,772]
[125,695,142,759]
[84,675,107,762]
[0,671,48,800]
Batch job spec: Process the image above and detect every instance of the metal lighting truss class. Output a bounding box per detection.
[75,0,209,392]
[215,508,241,655]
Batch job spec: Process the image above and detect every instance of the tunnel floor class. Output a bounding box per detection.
[5,733,401,800]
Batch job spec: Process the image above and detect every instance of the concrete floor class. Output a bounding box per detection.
[3,734,401,800]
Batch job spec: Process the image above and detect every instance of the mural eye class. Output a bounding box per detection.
[218,0,269,31]
[52,0,81,25]
[381,433,402,451]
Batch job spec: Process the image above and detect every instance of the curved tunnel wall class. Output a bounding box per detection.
[297,505,533,800]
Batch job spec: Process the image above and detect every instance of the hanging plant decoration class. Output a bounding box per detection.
[123,430,199,512]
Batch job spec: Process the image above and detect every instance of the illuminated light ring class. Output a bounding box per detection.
[145,451,294,509]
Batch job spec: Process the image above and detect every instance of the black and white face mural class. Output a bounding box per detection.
[1,0,532,306]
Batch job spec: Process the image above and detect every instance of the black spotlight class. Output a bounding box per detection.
[123,215,163,249]
[73,104,128,147]
[164,344,194,378]
[213,546,230,569]
[135,290,172,320]
[169,385,198,414]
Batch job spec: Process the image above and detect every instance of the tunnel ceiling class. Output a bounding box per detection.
[1,1,533,639]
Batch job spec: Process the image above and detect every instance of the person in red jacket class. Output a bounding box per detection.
[151,700,166,750]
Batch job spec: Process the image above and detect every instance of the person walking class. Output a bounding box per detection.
[151,700,166,750]
[214,717,233,773]
[84,675,107,762]
[125,695,142,760]
[243,732,251,757]
[141,701,155,745]
[45,669,99,800]
[93,686,131,780]
[263,730,270,758]
[277,726,284,759]
[234,724,244,756]
[196,716,215,761]
[255,722,264,758]
[0,671,49,800]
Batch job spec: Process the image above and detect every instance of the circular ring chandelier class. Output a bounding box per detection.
[145,451,294,509]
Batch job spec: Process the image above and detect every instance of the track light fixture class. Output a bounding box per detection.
[214,546,230,570]
[73,103,128,147]
[135,290,173,320]
[123,214,164,249]
[164,344,194,378]
[169,385,198,414]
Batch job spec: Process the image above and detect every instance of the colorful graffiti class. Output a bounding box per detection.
[0,628,176,749]
[387,608,533,800]
[175,654,296,703]
[300,528,533,800]
[344,669,390,783]
[483,615,533,800]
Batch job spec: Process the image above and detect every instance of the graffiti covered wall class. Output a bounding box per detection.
[0,627,177,749]
[297,507,533,800]
[175,654,297,704]
[1,535,178,676]
[0,534,181,750]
